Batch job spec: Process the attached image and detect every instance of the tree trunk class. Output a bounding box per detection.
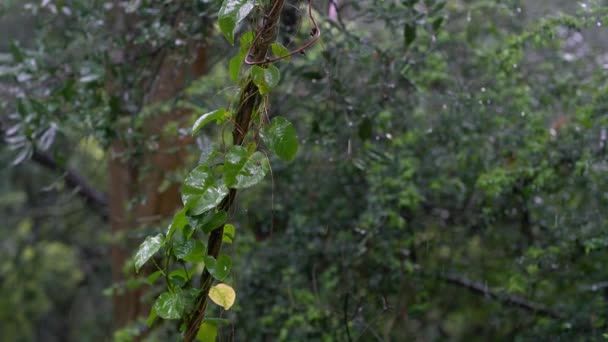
[106,4,210,329]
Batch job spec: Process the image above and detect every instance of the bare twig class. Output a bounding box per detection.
[436,273,563,319]
[31,149,108,219]
[245,0,320,65]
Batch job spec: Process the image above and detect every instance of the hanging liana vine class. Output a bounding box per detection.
[132,0,319,340]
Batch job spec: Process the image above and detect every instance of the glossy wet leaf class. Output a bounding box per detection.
[204,254,232,281]
[218,0,256,45]
[224,146,269,189]
[252,65,281,95]
[182,166,229,216]
[134,234,163,272]
[192,109,226,135]
[260,116,298,161]
[153,290,187,320]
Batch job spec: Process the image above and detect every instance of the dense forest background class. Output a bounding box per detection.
[1,0,608,341]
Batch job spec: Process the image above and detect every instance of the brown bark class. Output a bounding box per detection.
[106,5,211,328]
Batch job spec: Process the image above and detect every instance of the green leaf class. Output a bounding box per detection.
[200,211,228,234]
[260,116,298,161]
[169,269,190,287]
[173,239,196,260]
[218,0,256,45]
[196,321,218,342]
[224,146,269,189]
[146,270,163,285]
[358,117,373,140]
[208,283,236,310]
[251,65,281,95]
[192,109,226,135]
[223,224,236,244]
[183,241,206,263]
[229,54,245,84]
[153,290,187,320]
[239,31,255,54]
[199,144,219,166]
[182,166,229,216]
[204,254,232,281]
[146,307,157,327]
[271,42,291,62]
[404,23,416,48]
[134,234,164,272]
[166,207,188,240]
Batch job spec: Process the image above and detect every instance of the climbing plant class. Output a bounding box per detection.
[133,1,316,340]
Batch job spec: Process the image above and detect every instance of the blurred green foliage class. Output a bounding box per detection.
[1,0,608,341]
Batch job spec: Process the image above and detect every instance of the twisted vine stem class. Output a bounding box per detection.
[183,1,289,340]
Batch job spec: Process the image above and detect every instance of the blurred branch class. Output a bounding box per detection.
[31,149,108,219]
[436,273,563,319]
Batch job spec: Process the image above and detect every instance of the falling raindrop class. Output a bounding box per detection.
[597,21,603,27]
[481,87,486,92]
[521,111,526,117]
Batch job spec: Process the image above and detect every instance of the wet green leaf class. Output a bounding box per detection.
[224,146,269,189]
[192,109,226,135]
[134,234,163,272]
[218,0,256,44]
[260,116,298,161]
[182,166,229,216]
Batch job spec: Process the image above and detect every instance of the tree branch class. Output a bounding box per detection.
[31,149,108,219]
[436,273,563,319]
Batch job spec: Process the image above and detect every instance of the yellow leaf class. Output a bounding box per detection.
[208,283,236,310]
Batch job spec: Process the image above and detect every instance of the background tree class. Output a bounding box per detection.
[1,0,608,341]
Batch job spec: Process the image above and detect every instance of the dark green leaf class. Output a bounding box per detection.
[204,254,232,281]
[183,240,206,263]
[224,146,269,189]
[182,166,229,216]
[200,211,228,234]
[173,239,196,260]
[358,117,373,140]
[432,17,444,31]
[169,269,190,287]
[252,65,281,95]
[404,23,416,48]
[260,116,298,161]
